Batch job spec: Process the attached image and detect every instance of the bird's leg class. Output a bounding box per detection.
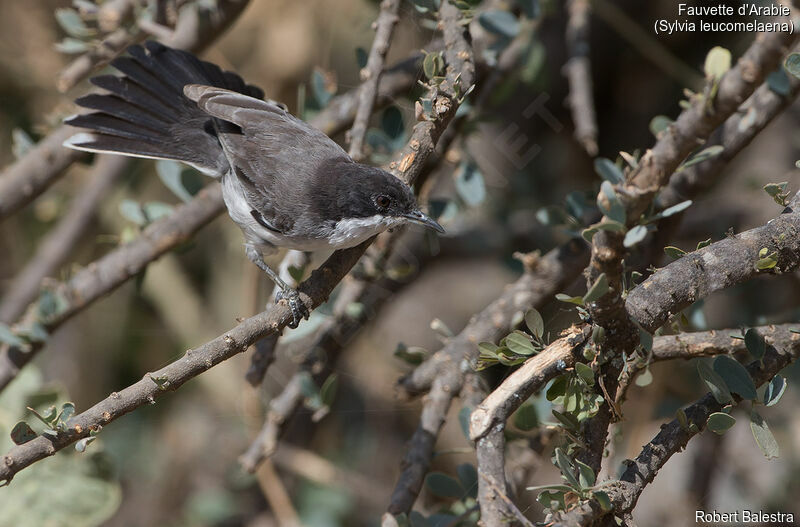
[245,245,309,329]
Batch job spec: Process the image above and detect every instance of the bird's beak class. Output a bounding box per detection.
[403,209,445,233]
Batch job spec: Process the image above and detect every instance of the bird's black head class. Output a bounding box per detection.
[317,161,444,233]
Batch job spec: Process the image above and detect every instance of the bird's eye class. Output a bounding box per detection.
[375,195,391,209]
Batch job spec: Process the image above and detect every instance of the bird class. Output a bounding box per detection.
[63,41,444,329]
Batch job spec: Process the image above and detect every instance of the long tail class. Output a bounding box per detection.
[64,41,264,177]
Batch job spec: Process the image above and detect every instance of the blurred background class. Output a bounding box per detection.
[0,1,798,526]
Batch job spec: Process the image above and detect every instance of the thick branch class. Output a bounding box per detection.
[627,193,800,333]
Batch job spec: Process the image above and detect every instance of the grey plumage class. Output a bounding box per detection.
[64,41,443,327]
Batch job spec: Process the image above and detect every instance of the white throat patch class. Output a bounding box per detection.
[328,215,402,248]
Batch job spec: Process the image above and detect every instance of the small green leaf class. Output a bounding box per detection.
[75,436,97,453]
[763,181,788,197]
[575,363,595,386]
[649,115,673,137]
[478,10,520,38]
[750,410,779,459]
[635,368,653,387]
[555,448,580,489]
[394,343,428,365]
[654,200,693,220]
[583,273,609,304]
[11,128,34,159]
[0,323,25,347]
[713,355,757,400]
[458,407,472,439]
[525,309,544,339]
[422,51,444,79]
[513,403,539,431]
[55,8,92,38]
[505,331,536,356]
[704,46,731,80]
[547,376,568,401]
[156,160,193,203]
[697,361,733,404]
[355,47,368,68]
[756,257,777,270]
[10,422,37,445]
[59,402,76,423]
[744,329,766,360]
[623,225,648,248]
[552,409,579,432]
[680,146,724,170]
[119,199,146,226]
[454,161,486,207]
[593,490,612,512]
[319,374,338,407]
[456,464,478,499]
[639,329,653,353]
[784,52,800,79]
[707,412,735,434]
[575,459,596,488]
[555,293,584,306]
[763,375,787,407]
[425,472,463,499]
[142,201,174,223]
[664,246,686,259]
[696,238,712,250]
[598,181,626,224]
[766,69,791,96]
[594,158,625,184]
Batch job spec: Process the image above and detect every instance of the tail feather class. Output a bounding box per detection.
[89,75,178,118]
[64,41,265,177]
[74,94,171,129]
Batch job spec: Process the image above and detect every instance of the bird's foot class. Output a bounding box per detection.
[275,288,309,329]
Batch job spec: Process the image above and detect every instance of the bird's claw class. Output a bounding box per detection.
[275,288,309,329]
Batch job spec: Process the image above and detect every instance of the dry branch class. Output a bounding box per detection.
[348,0,402,161]
[563,0,597,156]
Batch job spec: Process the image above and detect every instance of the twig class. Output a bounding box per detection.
[563,0,598,156]
[0,126,85,222]
[476,426,515,527]
[254,460,302,527]
[0,156,129,324]
[591,0,704,88]
[548,325,800,526]
[479,472,535,527]
[348,0,402,161]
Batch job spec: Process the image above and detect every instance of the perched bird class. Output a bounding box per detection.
[63,41,443,328]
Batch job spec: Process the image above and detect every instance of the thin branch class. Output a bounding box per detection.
[563,0,598,156]
[0,156,129,324]
[0,126,85,223]
[348,0,402,161]
[549,325,800,526]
